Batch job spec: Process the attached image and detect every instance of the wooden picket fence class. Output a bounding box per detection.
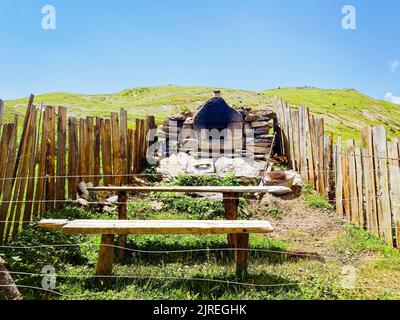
[275,98,400,248]
[0,97,156,244]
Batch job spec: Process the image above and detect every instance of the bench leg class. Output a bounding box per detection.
[235,233,249,277]
[118,191,127,263]
[96,234,115,276]
[223,192,239,250]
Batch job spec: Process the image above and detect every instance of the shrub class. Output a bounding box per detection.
[171,173,244,187]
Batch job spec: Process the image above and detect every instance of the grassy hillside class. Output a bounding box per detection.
[263,87,400,143]
[2,86,272,126]
[2,85,400,142]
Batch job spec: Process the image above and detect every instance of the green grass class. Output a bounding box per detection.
[2,198,400,301]
[301,184,332,210]
[334,224,400,259]
[3,85,400,144]
[127,193,249,221]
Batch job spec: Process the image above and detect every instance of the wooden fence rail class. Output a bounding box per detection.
[0,98,156,244]
[275,98,400,248]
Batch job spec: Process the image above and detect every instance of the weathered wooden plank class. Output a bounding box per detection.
[292,110,300,171]
[289,109,296,170]
[132,119,140,174]
[87,185,290,194]
[68,117,79,199]
[93,117,101,186]
[299,105,308,181]
[36,219,69,230]
[13,95,34,178]
[312,116,320,191]
[45,106,56,211]
[100,118,112,186]
[0,99,3,138]
[372,126,392,245]
[35,105,43,164]
[23,107,39,223]
[317,118,325,195]
[325,135,335,200]
[388,140,400,248]
[79,118,87,181]
[0,124,13,195]
[86,117,94,183]
[335,137,344,217]
[9,106,37,238]
[355,148,365,227]
[347,140,359,224]
[285,107,294,169]
[0,115,18,244]
[342,147,351,219]
[39,219,274,235]
[56,106,67,206]
[306,111,315,188]
[127,129,134,178]
[276,99,288,160]
[139,119,147,168]
[33,108,50,217]
[120,109,128,185]
[361,127,379,236]
[111,113,122,186]
[146,115,157,146]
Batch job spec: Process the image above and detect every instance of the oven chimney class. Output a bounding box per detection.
[213,90,222,98]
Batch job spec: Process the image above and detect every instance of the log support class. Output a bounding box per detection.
[96,234,115,276]
[117,191,127,263]
[235,233,249,278]
[223,192,239,249]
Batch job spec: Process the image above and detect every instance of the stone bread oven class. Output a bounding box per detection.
[192,91,244,155]
[160,91,277,161]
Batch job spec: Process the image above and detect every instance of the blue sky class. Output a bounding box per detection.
[0,0,399,102]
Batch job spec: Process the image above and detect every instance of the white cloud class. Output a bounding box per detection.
[384,92,400,105]
[390,60,400,73]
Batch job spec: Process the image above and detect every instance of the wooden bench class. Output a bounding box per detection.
[38,219,274,277]
[85,185,287,261]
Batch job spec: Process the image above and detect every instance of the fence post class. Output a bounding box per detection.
[0,115,18,245]
[355,148,365,227]
[0,99,3,138]
[100,118,112,186]
[347,140,359,224]
[111,112,122,186]
[94,117,101,186]
[335,137,343,217]
[45,106,56,211]
[56,107,67,207]
[372,126,393,246]
[388,140,400,248]
[0,124,13,196]
[86,117,94,184]
[9,106,37,239]
[68,117,79,199]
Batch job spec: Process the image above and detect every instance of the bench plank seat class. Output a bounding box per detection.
[38,219,273,235]
[38,219,273,277]
[86,186,290,194]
